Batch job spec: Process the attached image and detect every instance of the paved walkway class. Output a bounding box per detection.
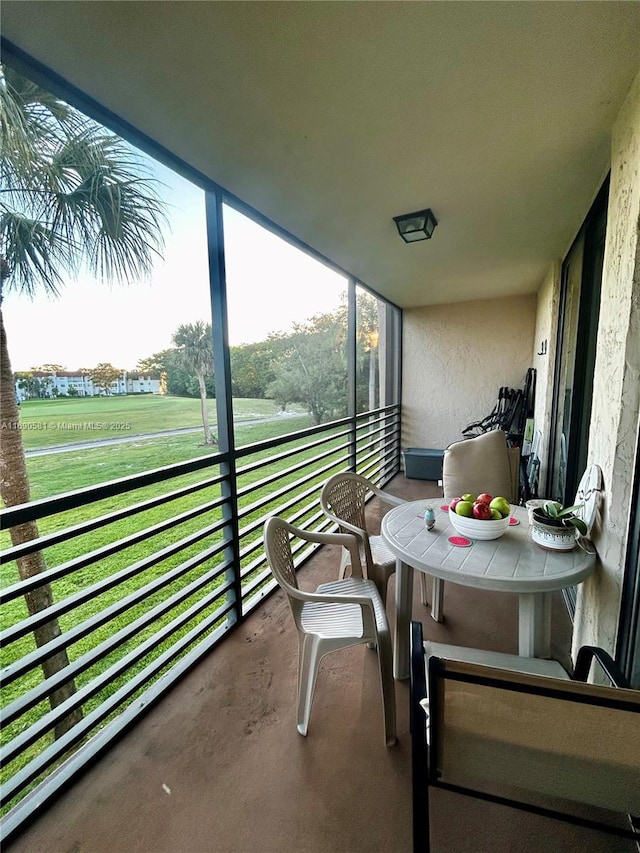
[24,413,305,457]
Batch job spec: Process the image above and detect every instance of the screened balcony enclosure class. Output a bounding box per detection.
[0,57,404,837]
[4,477,628,853]
[1,406,401,836]
[1,3,640,850]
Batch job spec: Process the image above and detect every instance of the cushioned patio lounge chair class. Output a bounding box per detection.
[410,620,640,852]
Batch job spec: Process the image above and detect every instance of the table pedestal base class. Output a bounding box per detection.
[431,577,444,622]
[518,592,552,658]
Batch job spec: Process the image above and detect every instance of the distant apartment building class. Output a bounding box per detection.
[15,370,161,400]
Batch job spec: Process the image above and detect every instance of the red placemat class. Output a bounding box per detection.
[448,535,472,547]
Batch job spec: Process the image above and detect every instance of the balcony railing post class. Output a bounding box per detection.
[206,190,243,625]
[348,277,357,471]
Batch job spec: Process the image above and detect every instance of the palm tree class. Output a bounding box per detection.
[0,65,166,736]
[172,322,216,445]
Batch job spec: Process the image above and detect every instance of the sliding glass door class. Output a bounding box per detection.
[548,178,608,507]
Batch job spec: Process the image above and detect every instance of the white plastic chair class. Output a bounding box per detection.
[320,471,405,606]
[427,430,519,620]
[263,516,397,746]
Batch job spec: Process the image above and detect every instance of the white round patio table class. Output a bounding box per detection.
[381,499,597,680]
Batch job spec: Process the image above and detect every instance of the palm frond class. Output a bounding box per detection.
[172,322,214,374]
[1,65,167,297]
[1,65,76,194]
[0,209,70,298]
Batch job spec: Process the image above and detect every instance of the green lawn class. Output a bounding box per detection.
[20,411,311,499]
[17,394,303,449]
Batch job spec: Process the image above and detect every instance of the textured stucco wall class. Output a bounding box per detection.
[573,67,640,657]
[402,295,536,452]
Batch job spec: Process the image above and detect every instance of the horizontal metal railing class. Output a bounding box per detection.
[0,404,400,839]
[235,407,400,610]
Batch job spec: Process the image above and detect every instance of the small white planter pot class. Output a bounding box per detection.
[531,514,577,552]
[525,499,547,525]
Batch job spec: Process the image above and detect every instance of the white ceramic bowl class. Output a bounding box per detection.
[449,507,510,540]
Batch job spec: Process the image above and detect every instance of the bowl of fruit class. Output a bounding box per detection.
[448,493,511,540]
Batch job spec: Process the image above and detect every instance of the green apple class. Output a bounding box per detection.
[490,496,510,518]
[461,493,476,503]
[455,500,474,517]
[490,508,502,520]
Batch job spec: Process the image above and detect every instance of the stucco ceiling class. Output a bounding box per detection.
[2,1,640,308]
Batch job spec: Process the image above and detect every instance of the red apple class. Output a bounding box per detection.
[472,501,492,520]
[477,493,493,504]
[449,497,462,512]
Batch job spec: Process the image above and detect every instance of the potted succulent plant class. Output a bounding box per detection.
[530,500,587,551]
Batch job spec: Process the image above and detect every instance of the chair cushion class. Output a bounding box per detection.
[419,643,570,745]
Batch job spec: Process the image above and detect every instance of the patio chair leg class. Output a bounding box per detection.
[297,635,322,736]
[374,566,388,608]
[376,633,397,747]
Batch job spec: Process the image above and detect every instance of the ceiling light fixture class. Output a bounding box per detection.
[393,208,438,243]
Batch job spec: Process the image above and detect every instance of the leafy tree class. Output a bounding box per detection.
[264,294,381,422]
[230,340,280,398]
[31,363,65,374]
[14,371,44,400]
[0,64,166,736]
[16,371,52,398]
[135,354,164,379]
[138,347,215,398]
[87,362,121,395]
[171,322,216,444]
[267,309,348,424]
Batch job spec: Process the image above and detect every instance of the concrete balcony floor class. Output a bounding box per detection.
[7,477,629,853]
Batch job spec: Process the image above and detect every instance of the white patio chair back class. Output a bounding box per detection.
[320,471,405,606]
[429,430,520,621]
[263,516,397,746]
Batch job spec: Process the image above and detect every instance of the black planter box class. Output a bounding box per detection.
[403,448,444,481]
